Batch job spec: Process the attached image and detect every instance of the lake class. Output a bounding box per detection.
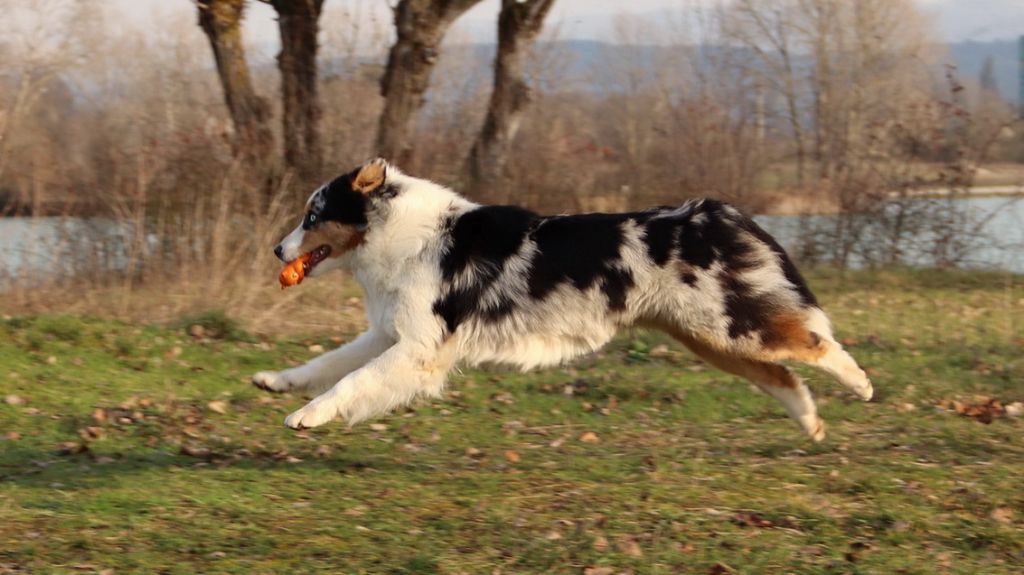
[754,195,1024,273]
[1,196,1022,288]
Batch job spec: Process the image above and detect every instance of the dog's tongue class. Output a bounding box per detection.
[279,253,312,289]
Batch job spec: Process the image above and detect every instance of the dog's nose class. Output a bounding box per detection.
[274,245,284,260]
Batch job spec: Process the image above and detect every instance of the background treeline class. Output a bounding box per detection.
[0,0,1021,310]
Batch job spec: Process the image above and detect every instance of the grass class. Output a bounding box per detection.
[1,268,1022,574]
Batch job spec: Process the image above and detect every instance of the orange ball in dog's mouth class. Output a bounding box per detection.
[278,245,331,288]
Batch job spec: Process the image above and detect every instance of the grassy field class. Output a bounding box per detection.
[1,269,1022,574]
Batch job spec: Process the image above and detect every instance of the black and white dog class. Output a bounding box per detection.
[254,159,872,441]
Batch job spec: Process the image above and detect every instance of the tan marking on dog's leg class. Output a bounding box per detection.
[760,312,828,362]
[675,334,826,442]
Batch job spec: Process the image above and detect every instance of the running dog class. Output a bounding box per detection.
[253,158,873,441]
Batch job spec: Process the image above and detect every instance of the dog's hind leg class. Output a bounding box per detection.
[253,330,394,395]
[675,335,827,442]
[762,309,873,402]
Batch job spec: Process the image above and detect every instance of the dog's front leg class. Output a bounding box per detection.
[252,330,394,395]
[283,340,457,430]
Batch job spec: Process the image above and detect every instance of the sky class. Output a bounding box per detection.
[116,0,1024,52]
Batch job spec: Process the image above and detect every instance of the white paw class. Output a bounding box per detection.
[851,377,874,401]
[284,397,338,430]
[808,417,827,443]
[802,413,827,439]
[252,371,292,393]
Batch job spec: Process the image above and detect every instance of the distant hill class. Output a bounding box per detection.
[319,37,1023,106]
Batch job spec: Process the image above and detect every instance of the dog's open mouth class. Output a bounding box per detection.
[304,245,331,274]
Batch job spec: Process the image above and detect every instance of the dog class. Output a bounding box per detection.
[253,158,872,441]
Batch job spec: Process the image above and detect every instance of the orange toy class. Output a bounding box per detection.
[279,253,312,289]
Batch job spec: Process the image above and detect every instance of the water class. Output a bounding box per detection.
[754,196,1024,273]
[0,217,137,285]
[1,197,1022,287]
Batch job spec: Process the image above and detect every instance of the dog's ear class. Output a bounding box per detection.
[353,158,388,194]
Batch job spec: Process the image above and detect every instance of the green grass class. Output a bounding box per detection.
[1,269,1022,574]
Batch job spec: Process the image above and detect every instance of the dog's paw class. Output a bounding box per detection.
[284,398,338,430]
[252,371,292,393]
[808,417,827,443]
[856,379,874,402]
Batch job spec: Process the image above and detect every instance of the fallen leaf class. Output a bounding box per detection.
[616,536,643,557]
[583,568,614,575]
[990,507,1014,524]
[56,441,88,455]
[732,511,774,528]
[4,394,25,406]
[953,398,1005,423]
[465,447,484,458]
[369,423,388,432]
[78,426,104,440]
[207,400,228,414]
[592,535,609,552]
[580,431,600,444]
[709,563,734,575]
[92,408,107,424]
[504,450,521,463]
[1005,402,1023,418]
[5,431,21,441]
[180,445,210,458]
[650,344,672,357]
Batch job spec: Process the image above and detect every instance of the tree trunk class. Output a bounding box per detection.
[196,0,274,164]
[376,0,483,163]
[271,0,324,182]
[465,0,554,197]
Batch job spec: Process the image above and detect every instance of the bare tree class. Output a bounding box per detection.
[720,0,809,185]
[376,0,483,162]
[265,0,325,182]
[0,0,82,213]
[464,0,555,195]
[196,0,274,165]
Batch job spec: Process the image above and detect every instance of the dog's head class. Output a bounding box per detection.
[274,158,393,277]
